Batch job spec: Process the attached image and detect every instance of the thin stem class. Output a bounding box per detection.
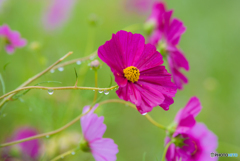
[161,141,173,161]
[0,52,73,108]
[98,99,167,130]
[0,111,88,148]
[0,85,118,100]
[93,70,98,102]
[0,73,5,94]
[50,147,80,161]
[51,51,97,70]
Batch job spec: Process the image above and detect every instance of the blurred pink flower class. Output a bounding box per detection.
[165,123,218,161]
[124,0,157,14]
[174,97,202,134]
[42,0,75,31]
[0,24,27,54]
[2,126,40,161]
[147,2,189,90]
[98,30,177,114]
[80,104,118,161]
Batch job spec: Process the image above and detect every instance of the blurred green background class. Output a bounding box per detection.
[0,0,240,160]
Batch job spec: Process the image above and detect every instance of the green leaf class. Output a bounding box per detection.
[74,67,78,79]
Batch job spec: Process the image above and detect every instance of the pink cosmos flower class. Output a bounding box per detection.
[165,123,218,161]
[0,24,27,54]
[42,0,75,31]
[98,30,177,114]
[2,127,40,160]
[174,97,202,134]
[80,104,118,161]
[147,2,189,90]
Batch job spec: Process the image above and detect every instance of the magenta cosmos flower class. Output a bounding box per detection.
[80,104,118,161]
[146,2,189,90]
[42,0,75,31]
[165,123,218,161]
[98,30,177,114]
[2,127,40,160]
[0,24,27,54]
[173,97,202,134]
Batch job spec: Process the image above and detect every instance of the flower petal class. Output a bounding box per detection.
[91,138,118,161]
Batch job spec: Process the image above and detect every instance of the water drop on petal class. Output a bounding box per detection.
[104,90,109,95]
[99,90,103,93]
[58,67,64,71]
[50,69,55,73]
[142,113,147,115]
[48,89,54,95]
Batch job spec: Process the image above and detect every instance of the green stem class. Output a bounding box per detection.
[0,85,118,100]
[98,99,167,130]
[0,73,5,94]
[161,141,173,161]
[50,147,80,161]
[93,70,98,102]
[0,52,73,108]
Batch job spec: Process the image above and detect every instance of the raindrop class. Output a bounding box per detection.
[58,67,64,71]
[71,151,75,155]
[48,89,54,95]
[50,69,55,73]
[104,90,109,95]
[46,135,50,138]
[99,90,103,93]
[76,60,81,65]
[142,113,147,115]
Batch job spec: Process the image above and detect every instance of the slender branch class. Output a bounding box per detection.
[0,52,73,108]
[98,99,167,130]
[51,51,97,70]
[161,141,173,161]
[0,111,88,148]
[0,85,118,100]
[50,147,80,161]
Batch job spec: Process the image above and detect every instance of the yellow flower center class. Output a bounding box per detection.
[123,66,140,83]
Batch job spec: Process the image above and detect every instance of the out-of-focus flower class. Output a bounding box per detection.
[80,104,118,161]
[165,123,218,161]
[1,126,40,161]
[90,60,100,70]
[173,97,202,134]
[98,30,177,114]
[42,0,75,31]
[124,0,157,14]
[0,24,27,54]
[146,2,189,90]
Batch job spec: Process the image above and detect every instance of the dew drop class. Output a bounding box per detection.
[58,67,64,71]
[71,151,75,155]
[48,89,54,95]
[50,69,55,73]
[76,60,81,65]
[104,90,109,95]
[142,113,147,115]
[99,90,103,93]
[46,135,50,138]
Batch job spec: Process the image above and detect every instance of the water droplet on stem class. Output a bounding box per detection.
[48,89,54,95]
[104,90,109,95]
